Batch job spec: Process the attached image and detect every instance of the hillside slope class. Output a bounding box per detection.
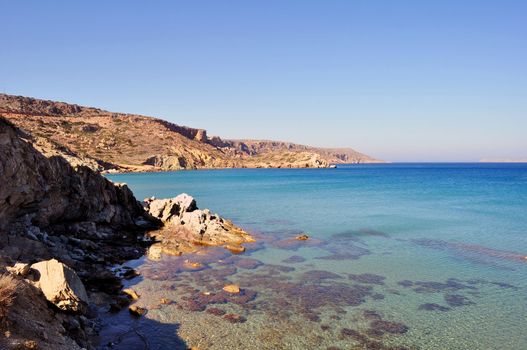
[0,94,381,171]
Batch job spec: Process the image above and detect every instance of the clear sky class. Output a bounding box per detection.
[1,0,526,161]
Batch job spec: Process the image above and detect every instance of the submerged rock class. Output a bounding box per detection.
[31,259,89,313]
[122,288,141,300]
[206,307,226,316]
[160,298,173,305]
[223,313,247,323]
[232,257,263,269]
[418,303,450,312]
[444,294,474,307]
[349,273,386,285]
[224,244,246,254]
[301,270,343,281]
[184,260,204,269]
[222,284,241,294]
[129,305,147,317]
[273,236,324,250]
[369,320,409,335]
[282,255,306,264]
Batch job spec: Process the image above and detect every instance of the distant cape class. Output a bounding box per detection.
[479,159,527,163]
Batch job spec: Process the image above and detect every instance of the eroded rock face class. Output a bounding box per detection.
[31,259,89,313]
[0,117,146,235]
[144,194,254,253]
[143,155,189,170]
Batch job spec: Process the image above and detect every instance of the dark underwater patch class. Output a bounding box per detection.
[349,273,386,285]
[444,294,474,307]
[282,255,306,263]
[418,303,450,312]
[301,270,343,282]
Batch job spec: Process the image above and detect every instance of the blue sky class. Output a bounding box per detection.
[1,0,526,161]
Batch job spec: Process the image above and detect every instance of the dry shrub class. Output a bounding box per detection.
[23,340,39,349]
[3,340,39,350]
[0,273,22,322]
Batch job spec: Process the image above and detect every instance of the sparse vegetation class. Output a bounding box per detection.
[0,274,21,325]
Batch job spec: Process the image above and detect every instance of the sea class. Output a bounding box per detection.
[101,163,527,350]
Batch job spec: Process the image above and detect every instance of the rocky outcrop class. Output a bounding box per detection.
[143,154,188,170]
[0,93,86,117]
[31,259,89,313]
[146,193,197,222]
[194,129,208,142]
[144,194,254,255]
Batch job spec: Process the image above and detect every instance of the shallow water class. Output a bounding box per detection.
[102,164,527,349]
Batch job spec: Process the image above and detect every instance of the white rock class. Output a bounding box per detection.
[173,193,197,213]
[7,262,31,276]
[148,198,180,221]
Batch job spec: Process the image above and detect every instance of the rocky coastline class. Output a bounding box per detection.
[0,117,253,349]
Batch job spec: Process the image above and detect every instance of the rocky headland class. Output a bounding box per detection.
[0,117,252,349]
[144,194,254,257]
[0,93,382,173]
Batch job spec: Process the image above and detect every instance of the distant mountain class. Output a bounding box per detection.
[0,93,382,172]
[479,159,527,163]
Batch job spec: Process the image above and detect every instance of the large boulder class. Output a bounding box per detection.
[31,259,89,313]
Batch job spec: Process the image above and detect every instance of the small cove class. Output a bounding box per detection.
[101,164,527,349]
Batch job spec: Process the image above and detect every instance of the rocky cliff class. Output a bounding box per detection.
[0,93,381,172]
[0,117,145,235]
[0,116,153,349]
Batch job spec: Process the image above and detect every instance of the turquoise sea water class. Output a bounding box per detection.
[102,164,527,350]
